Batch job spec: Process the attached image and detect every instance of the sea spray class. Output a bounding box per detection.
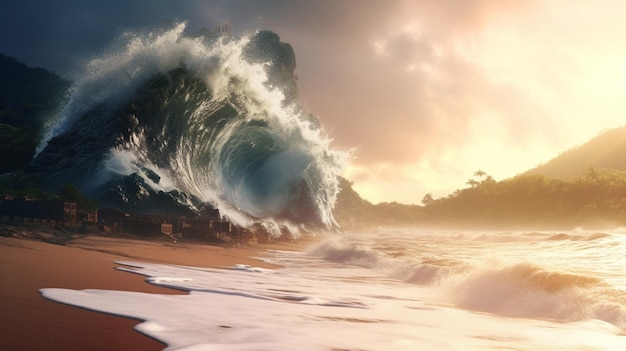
[31,23,346,234]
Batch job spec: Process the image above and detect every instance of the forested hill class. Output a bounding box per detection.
[525,125,626,179]
[333,126,626,231]
[0,54,70,173]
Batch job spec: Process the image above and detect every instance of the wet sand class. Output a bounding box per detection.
[0,228,304,351]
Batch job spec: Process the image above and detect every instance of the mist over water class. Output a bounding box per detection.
[32,23,346,234]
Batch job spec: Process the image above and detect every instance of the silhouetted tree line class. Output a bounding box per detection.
[418,168,626,229]
[334,169,626,230]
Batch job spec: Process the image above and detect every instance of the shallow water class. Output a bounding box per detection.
[42,228,626,350]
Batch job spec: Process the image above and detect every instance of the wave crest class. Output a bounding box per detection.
[446,261,625,329]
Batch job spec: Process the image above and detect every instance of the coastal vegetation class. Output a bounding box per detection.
[335,126,626,230]
[419,167,626,229]
[335,167,626,230]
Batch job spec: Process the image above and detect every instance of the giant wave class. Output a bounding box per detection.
[29,23,346,234]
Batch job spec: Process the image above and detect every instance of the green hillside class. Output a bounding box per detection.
[525,125,626,179]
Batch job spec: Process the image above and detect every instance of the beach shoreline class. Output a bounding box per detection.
[0,225,316,351]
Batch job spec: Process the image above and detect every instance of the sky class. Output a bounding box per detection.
[2,0,625,204]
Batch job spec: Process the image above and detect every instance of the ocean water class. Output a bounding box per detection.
[42,228,626,350]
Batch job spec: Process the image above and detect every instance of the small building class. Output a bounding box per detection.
[161,223,173,235]
[0,197,98,228]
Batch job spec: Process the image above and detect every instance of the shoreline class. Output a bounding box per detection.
[0,225,317,351]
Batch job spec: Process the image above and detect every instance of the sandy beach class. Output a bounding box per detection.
[0,226,304,351]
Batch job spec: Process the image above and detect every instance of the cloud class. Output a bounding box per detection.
[284,0,626,203]
[290,3,491,164]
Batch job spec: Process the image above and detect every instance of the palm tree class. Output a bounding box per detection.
[474,170,486,180]
[466,179,480,188]
[421,193,435,206]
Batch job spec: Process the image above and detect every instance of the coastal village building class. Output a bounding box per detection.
[0,196,97,229]
[96,207,261,244]
[1,195,269,245]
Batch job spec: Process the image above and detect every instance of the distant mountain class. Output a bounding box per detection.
[525,125,626,179]
[0,54,70,173]
[0,54,70,127]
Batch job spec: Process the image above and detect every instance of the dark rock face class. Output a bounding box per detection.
[27,104,129,189]
[98,173,207,217]
[244,31,299,104]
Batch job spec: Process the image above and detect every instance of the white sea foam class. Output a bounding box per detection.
[41,229,626,350]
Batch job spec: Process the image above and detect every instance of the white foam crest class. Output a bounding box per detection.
[36,23,267,153]
[308,237,381,267]
[309,237,460,286]
[198,35,285,109]
[440,260,626,329]
[99,147,177,194]
[37,23,196,154]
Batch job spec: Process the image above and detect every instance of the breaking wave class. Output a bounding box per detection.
[32,23,346,234]
[308,230,626,330]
